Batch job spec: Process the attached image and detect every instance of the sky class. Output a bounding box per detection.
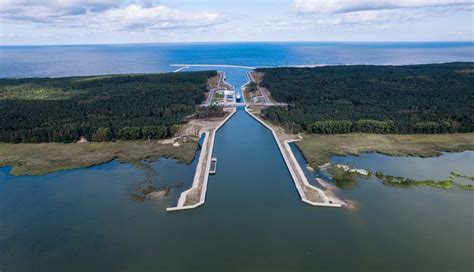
[0,0,473,45]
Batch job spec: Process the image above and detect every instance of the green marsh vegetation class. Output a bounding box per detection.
[0,140,198,176]
[450,171,474,181]
[328,167,358,189]
[127,161,176,202]
[326,165,473,190]
[130,185,172,202]
[455,184,474,190]
[296,133,474,169]
[374,171,473,190]
[374,172,455,189]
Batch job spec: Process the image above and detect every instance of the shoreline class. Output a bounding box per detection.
[245,107,342,208]
[0,140,199,176]
[170,64,256,69]
[295,133,474,170]
[167,108,237,212]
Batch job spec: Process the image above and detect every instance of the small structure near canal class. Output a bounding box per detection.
[209,158,217,174]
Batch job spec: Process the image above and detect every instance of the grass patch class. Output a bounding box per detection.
[375,172,454,189]
[0,140,198,176]
[327,167,357,189]
[450,171,474,181]
[326,167,472,190]
[296,133,474,169]
[455,184,474,190]
[328,165,371,189]
[0,85,83,100]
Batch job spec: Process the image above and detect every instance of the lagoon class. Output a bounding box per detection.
[0,43,473,271]
[1,106,472,271]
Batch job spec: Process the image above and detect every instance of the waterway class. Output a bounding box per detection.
[185,65,251,102]
[0,68,473,271]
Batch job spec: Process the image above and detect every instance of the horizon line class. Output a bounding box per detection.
[1,40,473,47]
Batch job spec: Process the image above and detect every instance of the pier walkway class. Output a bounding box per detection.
[246,107,342,208]
[168,67,341,211]
[167,108,236,212]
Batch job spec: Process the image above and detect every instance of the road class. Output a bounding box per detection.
[205,88,217,106]
[205,72,226,106]
[246,71,286,106]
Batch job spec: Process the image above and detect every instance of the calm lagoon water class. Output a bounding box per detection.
[0,43,473,271]
[1,108,472,271]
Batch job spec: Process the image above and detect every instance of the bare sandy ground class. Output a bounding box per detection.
[177,110,234,139]
[316,178,357,210]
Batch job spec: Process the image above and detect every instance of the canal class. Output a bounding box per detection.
[0,69,472,271]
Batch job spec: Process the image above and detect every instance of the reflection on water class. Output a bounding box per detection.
[0,69,473,271]
[1,115,472,271]
[331,151,474,180]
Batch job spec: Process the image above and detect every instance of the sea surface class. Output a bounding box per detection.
[1,42,473,78]
[0,42,473,271]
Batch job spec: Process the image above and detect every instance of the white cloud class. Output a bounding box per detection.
[92,5,226,31]
[293,0,473,13]
[261,10,404,31]
[0,0,120,22]
[0,1,226,31]
[286,0,474,29]
[0,33,21,38]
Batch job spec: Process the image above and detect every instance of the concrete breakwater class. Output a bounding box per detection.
[167,108,236,212]
[245,108,342,208]
[168,106,342,211]
[170,64,256,69]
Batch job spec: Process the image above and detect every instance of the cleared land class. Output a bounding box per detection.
[296,133,474,169]
[250,72,264,85]
[207,73,221,89]
[0,140,198,176]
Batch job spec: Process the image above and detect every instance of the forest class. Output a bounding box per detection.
[0,71,216,143]
[257,62,474,134]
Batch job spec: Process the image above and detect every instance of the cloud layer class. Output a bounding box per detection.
[288,0,474,29]
[0,0,226,31]
[293,0,473,13]
[0,0,472,44]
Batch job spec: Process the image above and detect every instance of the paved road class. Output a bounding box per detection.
[206,88,217,106]
[247,71,284,106]
[258,86,272,104]
[205,72,226,106]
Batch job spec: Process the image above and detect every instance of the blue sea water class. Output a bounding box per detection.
[0,42,473,78]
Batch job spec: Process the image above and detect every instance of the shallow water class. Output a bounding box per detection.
[331,151,474,181]
[0,50,473,270]
[1,106,473,271]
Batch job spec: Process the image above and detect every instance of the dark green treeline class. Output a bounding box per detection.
[257,63,474,134]
[0,71,216,143]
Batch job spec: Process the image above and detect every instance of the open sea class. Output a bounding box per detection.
[1,42,473,78]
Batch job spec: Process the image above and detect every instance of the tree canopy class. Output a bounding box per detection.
[0,71,216,143]
[257,63,474,134]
